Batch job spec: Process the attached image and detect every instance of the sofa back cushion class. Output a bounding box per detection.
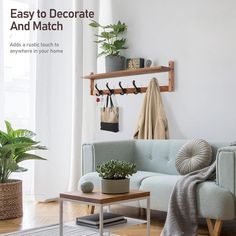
[133,140,227,175]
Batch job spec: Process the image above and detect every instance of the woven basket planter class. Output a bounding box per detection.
[0,180,23,220]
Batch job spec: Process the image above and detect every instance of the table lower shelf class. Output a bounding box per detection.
[66,217,147,233]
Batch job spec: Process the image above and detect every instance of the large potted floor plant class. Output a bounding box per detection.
[96,160,137,194]
[89,20,128,72]
[0,121,46,220]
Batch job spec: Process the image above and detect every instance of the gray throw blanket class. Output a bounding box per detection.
[161,162,216,236]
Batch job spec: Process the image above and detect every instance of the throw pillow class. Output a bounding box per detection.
[176,139,212,175]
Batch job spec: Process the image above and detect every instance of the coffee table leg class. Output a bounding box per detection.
[146,197,150,236]
[99,204,103,236]
[59,199,63,236]
[107,205,111,236]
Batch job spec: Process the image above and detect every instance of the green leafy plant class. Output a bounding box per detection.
[0,121,47,183]
[96,160,137,180]
[89,20,128,57]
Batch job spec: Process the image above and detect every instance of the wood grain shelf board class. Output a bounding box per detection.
[83,66,171,80]
[60,190,150,204]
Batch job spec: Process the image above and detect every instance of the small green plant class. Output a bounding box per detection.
[0,121,47,183]
[96,160,137,180]
[89,20,128,57]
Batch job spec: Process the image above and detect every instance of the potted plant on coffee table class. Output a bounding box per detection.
[96,160,137,194]
[89,20,128,72]
[0,121,46,220]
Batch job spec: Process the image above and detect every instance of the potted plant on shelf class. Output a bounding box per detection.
[0,121,46,220]
[96,160,137,194]
[89,20,128,72]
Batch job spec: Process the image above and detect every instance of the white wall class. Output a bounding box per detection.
[93,0,236,142]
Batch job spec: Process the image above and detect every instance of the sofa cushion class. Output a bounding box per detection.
[176,139,212,175]
[139,175,235,220]
[139,174,182,211]
[134,140,187,175]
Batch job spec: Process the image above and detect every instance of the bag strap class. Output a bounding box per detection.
[106,95,109,107]
[110,95,114,107]
[106,94,114,107]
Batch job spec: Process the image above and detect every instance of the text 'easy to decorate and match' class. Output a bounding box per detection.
[10,9,95,31]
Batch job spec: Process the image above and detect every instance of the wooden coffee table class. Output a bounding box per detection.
[59,190,150,236]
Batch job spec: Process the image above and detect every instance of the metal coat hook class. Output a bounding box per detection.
[95,84,103,96]
[106,82,114,95]
[132,80,141,95]
[119,81,127,95]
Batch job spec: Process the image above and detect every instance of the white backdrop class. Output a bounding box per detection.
[93,0,236,143]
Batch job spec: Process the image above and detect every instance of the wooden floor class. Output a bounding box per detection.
[0,199,236,235]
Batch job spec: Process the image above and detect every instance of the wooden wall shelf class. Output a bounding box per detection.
[82,61,174,96]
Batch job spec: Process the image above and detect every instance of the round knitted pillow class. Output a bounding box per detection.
[176,139,212,175]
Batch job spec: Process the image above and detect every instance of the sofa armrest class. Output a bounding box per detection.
[82,140,135,175]
[216,146,236,195]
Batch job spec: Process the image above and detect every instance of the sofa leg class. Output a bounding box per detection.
[206,218,223,236]
[87,205,95,214]
[138,208,146,216]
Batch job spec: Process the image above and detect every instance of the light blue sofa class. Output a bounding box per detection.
[79,140,236,233]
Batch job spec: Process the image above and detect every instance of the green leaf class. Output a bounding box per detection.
[5,121,14,136]
[103,24,113,29]
[8,137,38,144]
[15,153,47,163]
[15,145,47,157]
[100,32,115,40]
[113,39,126,50]
[5,158,18,172]
[0,144,14,158]
[112,21,127,34]
[101,42,116,50]
[15,145,47,156]
[93,40,106,44]
[13,129,36,138]
[0,130,9,145]
[89,20,100,28]
[14,166,28,172]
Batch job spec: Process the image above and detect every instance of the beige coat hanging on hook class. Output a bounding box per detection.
[133,77,169,139]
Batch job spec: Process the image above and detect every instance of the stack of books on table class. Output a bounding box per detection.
[76,212,127,229]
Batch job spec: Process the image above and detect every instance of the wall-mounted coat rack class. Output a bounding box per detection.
[82,61,174,96]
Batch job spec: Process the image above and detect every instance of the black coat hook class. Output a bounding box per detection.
[132,80,141,95]
[106,82,114,95]
[119,81,127,95]
[95,84,103,96]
